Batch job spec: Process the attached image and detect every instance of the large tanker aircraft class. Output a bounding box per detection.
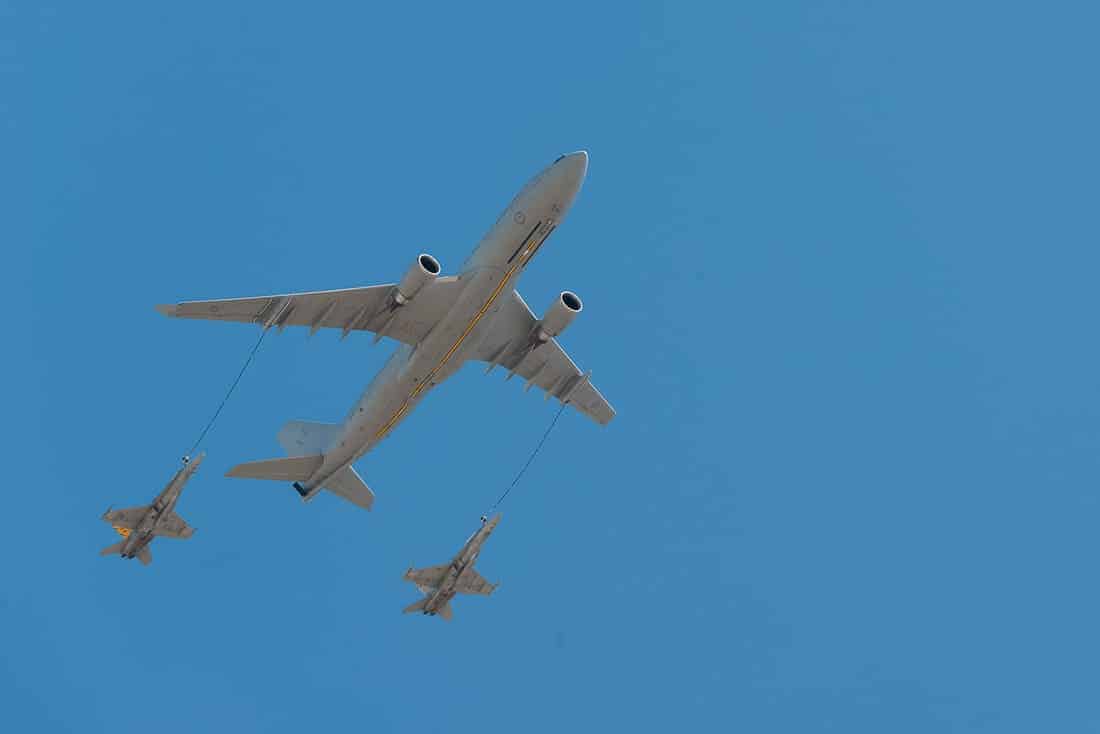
[157,152,614,510]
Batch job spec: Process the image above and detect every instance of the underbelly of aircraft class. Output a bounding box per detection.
[324,266,513,471]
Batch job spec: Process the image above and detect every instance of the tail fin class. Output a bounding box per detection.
[278,420,343,457]
[137,547,152,566]
[226,455,323,482]
[230,421,374,511]
[278,420,375,510]
[403,597,429,615]
[100,541,124,557]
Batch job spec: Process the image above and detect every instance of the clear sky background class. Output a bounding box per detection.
[5,2,1100,731]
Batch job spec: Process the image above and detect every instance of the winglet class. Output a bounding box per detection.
[155,304,179,317]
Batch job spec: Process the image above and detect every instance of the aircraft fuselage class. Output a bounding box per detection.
[116,455,201,558]
[423,514,500,615]
[299,153,588,496]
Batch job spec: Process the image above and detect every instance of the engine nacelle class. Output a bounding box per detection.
[395,253,441,304]
[537,291,583,341]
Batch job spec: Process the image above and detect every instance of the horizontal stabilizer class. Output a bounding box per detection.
[323,466,374,511]
[438,602,453,622]
[100,541,124,557]
[137,547,152,566]
[226,455,323,482]
[403,597,428,615]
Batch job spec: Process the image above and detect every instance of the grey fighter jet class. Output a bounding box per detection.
[403,514,502,621]
[100,453,203,566]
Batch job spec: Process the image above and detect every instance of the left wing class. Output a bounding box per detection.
[102,506,147,530]
[404,564,450,590]
[454,568,497,596]
[157,277,463,347]
[154,511,194,539]
[473,290,615,425]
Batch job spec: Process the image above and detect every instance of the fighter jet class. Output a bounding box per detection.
[402,514,502,621]
[100,453,202,566]
[156,152,613,511]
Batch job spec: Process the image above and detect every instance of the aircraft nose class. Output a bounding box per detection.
[550,150,588,197]
[558,150,588,177]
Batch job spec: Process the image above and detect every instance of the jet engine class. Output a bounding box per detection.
[395,253,441,304]
[537,291,583,341]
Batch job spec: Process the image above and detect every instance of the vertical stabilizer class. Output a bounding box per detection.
[278,420,343,457]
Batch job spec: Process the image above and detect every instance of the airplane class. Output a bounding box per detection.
[156,151,614,510]
[100,453,202,566]
[402,514,502,621]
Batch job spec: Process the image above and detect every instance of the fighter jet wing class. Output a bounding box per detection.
[154,512,194,539]
[404,564,450,590]
[473,289,615,425]
[157,277,464,347]
[454,568,496,596]
[103,506,147,530]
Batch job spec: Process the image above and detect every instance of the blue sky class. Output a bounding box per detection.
[6,1,1100,731]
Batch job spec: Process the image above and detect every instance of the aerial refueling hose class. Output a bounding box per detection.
[180,323,564,512]
[485,402,567,514]
[186,327,269,456]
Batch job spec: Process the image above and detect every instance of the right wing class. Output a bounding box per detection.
[473,290,616,425]
[154,511,194,539]
[157,277,463,347]
[403,564,450,591]
[454,568,497,596]
[102,506,147,530]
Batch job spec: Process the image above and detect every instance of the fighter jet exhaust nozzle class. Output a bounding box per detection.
[395,253,442,305]
[538,291,583,341]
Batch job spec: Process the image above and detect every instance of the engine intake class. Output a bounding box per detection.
[538,291,583,341]
[395,253,441,304]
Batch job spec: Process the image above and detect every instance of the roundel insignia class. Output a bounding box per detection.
[513,211,526,224]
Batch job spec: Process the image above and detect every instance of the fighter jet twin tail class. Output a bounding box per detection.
[102,152,613,620]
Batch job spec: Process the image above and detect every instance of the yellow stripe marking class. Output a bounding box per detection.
[371,227,550,443]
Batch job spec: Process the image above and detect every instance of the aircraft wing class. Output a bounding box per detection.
[157,277,464,347]
[473,290,615,425]
[454,568,496,596]
[103,506,146,530]
[404,564,450,590]
[154,512,194,539]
